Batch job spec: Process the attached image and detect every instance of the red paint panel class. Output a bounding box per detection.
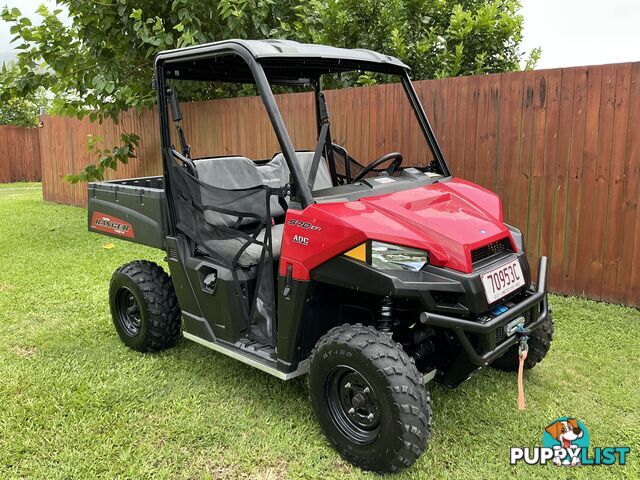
[280,179,511,280]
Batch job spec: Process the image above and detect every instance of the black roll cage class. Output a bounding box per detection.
[154,41,450,237]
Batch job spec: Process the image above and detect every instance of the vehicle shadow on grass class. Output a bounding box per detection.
[164,336,556,460]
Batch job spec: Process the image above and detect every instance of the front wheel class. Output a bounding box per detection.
[308,324,432,473]
[109,260,181,352]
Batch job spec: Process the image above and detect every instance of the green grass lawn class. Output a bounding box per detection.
[0,183,638,479]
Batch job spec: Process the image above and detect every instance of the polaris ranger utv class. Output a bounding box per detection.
[87,40,553,473]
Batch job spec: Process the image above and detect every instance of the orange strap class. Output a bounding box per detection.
[517,350,527,411]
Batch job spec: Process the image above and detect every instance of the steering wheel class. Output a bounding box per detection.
[352,152,403,183]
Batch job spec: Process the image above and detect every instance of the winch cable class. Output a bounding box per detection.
[517,331,529,411]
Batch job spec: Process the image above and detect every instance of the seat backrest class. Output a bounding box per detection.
[194,156,261,189]
[255,153,289,188]
[296,151,333,190]
[192,156,286,227]
[270,152,333,191]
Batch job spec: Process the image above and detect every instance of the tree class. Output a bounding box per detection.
[0,97,39,128]
[0,0,537,181]
[0,64,47,127]
[314,0,539,79]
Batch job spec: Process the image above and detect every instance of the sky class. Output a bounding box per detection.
[1,0,640,70]
[519,0,640,68]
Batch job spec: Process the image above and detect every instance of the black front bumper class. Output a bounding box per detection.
[419,257,549,367]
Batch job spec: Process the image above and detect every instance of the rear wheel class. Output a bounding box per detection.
[109,260,181,352]
[308,324,431,473]
[491,312,554,371]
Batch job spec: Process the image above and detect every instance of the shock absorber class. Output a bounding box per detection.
[377,297,394,332]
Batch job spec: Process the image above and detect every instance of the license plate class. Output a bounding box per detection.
[480,258,525,304]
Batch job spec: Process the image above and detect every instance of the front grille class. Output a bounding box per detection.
[495,326,506,344]
[471,238,513,264]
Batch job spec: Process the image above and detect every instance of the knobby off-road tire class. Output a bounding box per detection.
[490,312,554,371]
[109,260,181,352]
[308,324,432,473]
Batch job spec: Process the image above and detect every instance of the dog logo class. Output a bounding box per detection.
[543,417,589,466]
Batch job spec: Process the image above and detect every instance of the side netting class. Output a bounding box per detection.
[170,159,282,345]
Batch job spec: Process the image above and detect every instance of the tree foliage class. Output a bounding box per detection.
[0,1,313,123]
[0,0,537,180]
[64,133,140,184]
[315,0,539,79]
[0,64,47,127]
[0,97,39,128]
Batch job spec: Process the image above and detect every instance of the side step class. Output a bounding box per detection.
[183,332,308,380]
[237,337,277,361]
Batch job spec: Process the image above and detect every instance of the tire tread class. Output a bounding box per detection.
[110,260,181,352]
[308,324,432,473]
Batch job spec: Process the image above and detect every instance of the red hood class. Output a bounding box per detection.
[281,178,515,278]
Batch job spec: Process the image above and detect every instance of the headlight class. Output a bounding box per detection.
[344,241,429,272]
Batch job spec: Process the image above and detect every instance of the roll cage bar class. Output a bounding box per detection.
[153,40,450,237]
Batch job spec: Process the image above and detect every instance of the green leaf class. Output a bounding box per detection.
[35,5,49,17]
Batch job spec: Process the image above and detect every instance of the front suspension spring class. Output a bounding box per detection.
[377,297,394,332]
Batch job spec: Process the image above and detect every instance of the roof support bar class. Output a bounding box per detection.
[251,62,315,208]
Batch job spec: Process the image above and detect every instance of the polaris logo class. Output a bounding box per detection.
[262,177,281,184]
[292,234,309,246]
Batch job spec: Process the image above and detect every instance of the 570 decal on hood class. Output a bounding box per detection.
[90,212,134,239]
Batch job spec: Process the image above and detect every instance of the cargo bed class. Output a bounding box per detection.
[87,176,167,249]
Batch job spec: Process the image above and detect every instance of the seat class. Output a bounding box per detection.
[199,223,284,268]
[191,152,330,267]
[192,156,286,267]
[268,151,333,191]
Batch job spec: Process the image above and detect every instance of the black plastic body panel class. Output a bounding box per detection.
[166,236,254,343]
[311,251,532,318]
[276,276,312,372]
[168,236,311,376]
[87,176,167,249]
[311,253,549,386]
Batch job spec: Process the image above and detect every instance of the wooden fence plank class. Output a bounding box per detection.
[502,72,525,224]
[463,77,481,181]
[621,64,640,304]
[601,63,632,301]
[550,68,575,291]
[539,69,561,285]
[562,67,589,295]
[587,64,617,298]
[0,126,41,183]
[573,65,603,297]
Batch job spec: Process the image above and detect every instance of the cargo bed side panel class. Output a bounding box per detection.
[87,177,167,250]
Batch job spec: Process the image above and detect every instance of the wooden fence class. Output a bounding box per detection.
[0,126,42,183]
[33,62,640,307]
